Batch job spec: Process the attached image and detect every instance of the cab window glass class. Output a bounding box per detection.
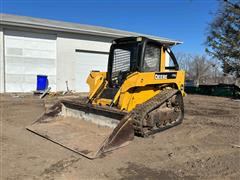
[143,44,160,72]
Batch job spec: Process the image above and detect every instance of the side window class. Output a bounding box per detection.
[165,49,174,66]
[165,48,178,70]
[143,44,160,72]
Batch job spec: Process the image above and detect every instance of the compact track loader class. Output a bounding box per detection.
[27,36,185,159]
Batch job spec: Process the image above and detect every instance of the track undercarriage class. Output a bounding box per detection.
[132,89,184,137]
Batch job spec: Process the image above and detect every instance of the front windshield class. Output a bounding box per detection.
[111,42,138,82]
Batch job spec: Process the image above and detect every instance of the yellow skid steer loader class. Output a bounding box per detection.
[27,36,185,159]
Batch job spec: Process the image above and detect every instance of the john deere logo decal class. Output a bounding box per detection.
[155,74,167,80]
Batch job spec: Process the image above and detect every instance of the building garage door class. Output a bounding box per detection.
[75,52,108,92]
[4,30,56,92]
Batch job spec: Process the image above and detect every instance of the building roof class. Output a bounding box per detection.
[0,13,182,45]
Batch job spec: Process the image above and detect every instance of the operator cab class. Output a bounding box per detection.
[107,36,179,88]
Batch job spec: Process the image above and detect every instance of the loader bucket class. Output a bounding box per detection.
[27,100,134,159]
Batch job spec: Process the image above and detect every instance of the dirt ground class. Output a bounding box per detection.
[1,94,240,180]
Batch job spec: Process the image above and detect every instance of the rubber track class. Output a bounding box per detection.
[131,89,181,137]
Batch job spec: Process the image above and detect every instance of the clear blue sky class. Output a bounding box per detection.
[0,0,219,55]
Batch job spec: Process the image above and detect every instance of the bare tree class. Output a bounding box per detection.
[175,52,192,73]
[176,53,222,85]
[188,55,214,86]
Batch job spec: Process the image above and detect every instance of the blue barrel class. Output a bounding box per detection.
[37,75,48,91]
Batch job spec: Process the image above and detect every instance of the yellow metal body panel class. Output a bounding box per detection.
[118,86,161,111]
[87,70,185,112]
[120,71,185,93]
[86,72,107,99]
[117,71,185,111]
[160,48,166,72]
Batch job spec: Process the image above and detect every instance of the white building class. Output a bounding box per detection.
[0,14,180,93]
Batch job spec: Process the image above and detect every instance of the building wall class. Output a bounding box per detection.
[4,29,57,92]
[0,27,4,93]
[0,26,113,93]
[56,33,112,92]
